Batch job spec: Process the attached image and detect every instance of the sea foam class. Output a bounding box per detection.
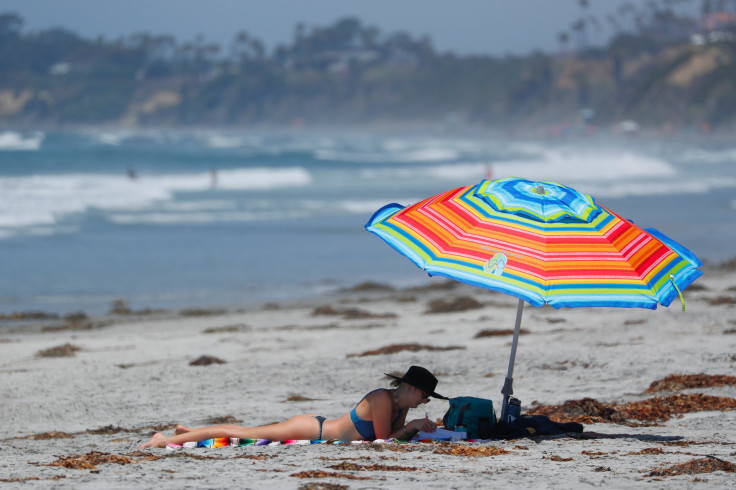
[0,167,311,231]
[0,131,44,151]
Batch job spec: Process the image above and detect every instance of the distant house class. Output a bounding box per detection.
[691,11,736,45]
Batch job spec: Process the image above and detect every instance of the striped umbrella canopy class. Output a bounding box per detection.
[365,177,702,419]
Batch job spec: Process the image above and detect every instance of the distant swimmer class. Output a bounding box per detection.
[210,168,217,188]
[485,164,494,180]
[127,167,137,180]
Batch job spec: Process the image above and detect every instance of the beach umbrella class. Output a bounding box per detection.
[365,177,702,420]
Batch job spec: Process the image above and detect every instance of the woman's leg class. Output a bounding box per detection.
[139,424,248,448]
[139,416,320,448]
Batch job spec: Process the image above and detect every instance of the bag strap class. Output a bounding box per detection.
[456,402,471,427]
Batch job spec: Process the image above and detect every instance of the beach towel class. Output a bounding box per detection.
[167,434,495,450]
[167,438,399,449]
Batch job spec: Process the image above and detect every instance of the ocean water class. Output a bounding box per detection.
[1,128,734,315]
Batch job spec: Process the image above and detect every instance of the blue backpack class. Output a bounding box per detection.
[442,396,497,439]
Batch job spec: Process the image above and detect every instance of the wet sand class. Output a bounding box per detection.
[1,265,735,488]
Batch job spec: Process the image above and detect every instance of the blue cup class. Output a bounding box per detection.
[506,397,521,422]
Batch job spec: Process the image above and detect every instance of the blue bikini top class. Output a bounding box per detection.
[350,389,403,440]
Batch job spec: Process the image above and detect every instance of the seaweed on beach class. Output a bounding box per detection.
[124,451,163,461]
[290,470,373,480]
[1,476,66,482]
[526,394,736,425]
[41,322,93,332]
[312,305,397,319]
[132,423,177,433]
[123,451,221,462]
[581,450,608,457]
[545,317,567,324]
[298,483,349,490]
[329,462,421,472]
[48,451,132,470]
[624,319,646,325]
[432,443,510,457]
[37,343,82,357]
[548,455,573,461]
[347,343,464,357]
[474,328,529,338]
[202,324,249,334]
[23,431,75,440]
[234,454,275,460]
[0,311,59,321]
[180,308,227,317]
[340,281,395,292]
[647,456,735,477]
[425,296,482,314]
[189,355,226,366]
[628,447,664,455]
[707,295,736,305]
[644,374,736,393]
[284,395,317,402]
[206,415,242,424]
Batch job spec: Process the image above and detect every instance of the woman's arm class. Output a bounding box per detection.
[389,417,438,440]
[368,390,395,439]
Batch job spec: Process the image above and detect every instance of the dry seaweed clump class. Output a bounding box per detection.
[37,343,82,358]
[48,451,132,470]
[298,483,349,490]
[340,281,395,292]
[0,311,59,320]
[644,373,736,393]
[290,470,372,480]
[312,305,397,319]
[180,308,227,317]
[432,443,510,457]
[189,355,226,366]
[329,462,421,472]
[647,456,735,477]
[284,395,317,402]
[23,431,74,440]
[527,394,736,425]
[527,397,622,424]
[0,476,66,483]
[206,415,242,424]
[347,343,464,357]
[425,296,482,314]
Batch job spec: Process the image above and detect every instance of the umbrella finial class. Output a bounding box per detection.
[533,184,547,195]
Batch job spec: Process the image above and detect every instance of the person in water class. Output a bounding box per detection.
[139,366,445,448]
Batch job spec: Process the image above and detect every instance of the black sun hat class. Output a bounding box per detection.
[385,366,447,399]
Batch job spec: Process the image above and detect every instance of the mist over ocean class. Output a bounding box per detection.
[1,128,734,315]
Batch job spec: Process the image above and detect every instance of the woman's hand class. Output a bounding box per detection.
[405,417,437,434]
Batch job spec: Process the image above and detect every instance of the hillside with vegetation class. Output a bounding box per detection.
[1,1,736,132]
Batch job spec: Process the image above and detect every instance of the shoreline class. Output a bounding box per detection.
[2,258,734,323]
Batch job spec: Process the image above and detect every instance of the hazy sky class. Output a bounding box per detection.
[2,0,696,56]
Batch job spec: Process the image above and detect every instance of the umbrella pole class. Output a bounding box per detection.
[500,298,524,422]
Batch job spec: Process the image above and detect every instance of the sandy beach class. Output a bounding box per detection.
[1,263,735,489]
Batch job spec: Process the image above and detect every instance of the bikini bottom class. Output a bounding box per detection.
[313,416,327,440]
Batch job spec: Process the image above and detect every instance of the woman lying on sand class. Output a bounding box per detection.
[139,365,445,448]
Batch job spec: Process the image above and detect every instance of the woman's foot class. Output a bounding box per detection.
[175,425,192,435]
[138,432,168,449]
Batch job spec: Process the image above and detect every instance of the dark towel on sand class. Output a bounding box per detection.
[490,415,584,440]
